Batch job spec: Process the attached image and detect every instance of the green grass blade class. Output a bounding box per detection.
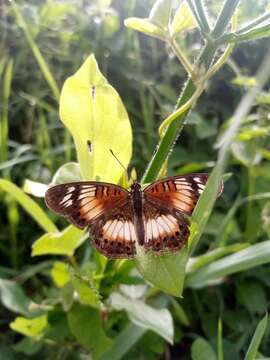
[0,179,58,233]
[100,323,146,360]
[217,317,224,360]
[244,314,268,360]
[186,240,270,288]
[11,1,60,101]
[1,58,13,162]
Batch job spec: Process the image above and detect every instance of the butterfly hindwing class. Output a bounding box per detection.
[143,202,189,253]
[144,173,211,216]
[45,181,129,229]
[90,202,137,259]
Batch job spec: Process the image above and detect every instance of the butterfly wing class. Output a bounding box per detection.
[90,202,137,259]
[143,202,189,253]
[144,173,222,216]
[45,181,129,229]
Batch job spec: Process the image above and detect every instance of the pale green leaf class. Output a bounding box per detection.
[109,292,174,344]
[244,314,268,360]
[170,1,197,36]
[10,315,48,339]
[52,162,82,184]
[68,304,112,358]
[23,179,48,198]
[149,0,172,27]
[135,245,188,297]
[32,225,86,256]
[0,279,30,316]
[0,179,57,233]
[51,261,70,288]
[59,54,132,183]
[191,338,217,360]
[124,18,167,40]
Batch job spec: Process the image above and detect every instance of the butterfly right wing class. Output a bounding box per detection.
[45,181,129,229]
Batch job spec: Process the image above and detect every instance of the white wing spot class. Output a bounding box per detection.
[64,199,73,207]
[194,177,202,183]
[60,193,72,204]
[67,186,75,193]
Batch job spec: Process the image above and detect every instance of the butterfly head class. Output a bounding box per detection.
[130,181,141,193]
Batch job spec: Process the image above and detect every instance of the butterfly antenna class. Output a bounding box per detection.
[109,149,128,173]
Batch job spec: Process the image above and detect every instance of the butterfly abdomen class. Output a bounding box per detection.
[131,182,145,246]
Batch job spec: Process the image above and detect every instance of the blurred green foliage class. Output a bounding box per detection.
[1,0,270,359]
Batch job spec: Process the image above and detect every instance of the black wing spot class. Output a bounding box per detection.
[87,140,92,152]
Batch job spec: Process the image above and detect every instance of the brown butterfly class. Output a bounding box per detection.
[45,174,223,259]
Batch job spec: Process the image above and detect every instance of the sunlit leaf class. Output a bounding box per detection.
[170,1,197,36]
[109,292,174,344]
[232,76,257,87]
[0,179,57,233]
[32,225,87,256]
[23,179,48,198]
[59,54,132,183]
[10,315,48,339]
[135,245,188,297]
[51,261,70,288]
[124,18,167,40]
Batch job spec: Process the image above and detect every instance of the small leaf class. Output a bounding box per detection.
[124,18,167,40]
[52,162,82,184]
[231,140,261,167]
[244,314,268,360]
[109,292,174,344]
[170,1,197,36]
[23,179,48,198]
[232,76,257,87]
[0,279,31,316]
[70,272,101,308]
[191,337,217,360]
[135,245,188,297]
[32,225,87,256]
[59,54,132,183]
[13,337,42,355]
[68,304,112,358]
[51,261,70,288]
[10,315,48,339]
[149,0,172,27]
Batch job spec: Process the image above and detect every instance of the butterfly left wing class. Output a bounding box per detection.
[45,181,129,229]
[144,173,222,216]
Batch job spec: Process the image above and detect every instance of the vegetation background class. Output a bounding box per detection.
[1,0,270,359]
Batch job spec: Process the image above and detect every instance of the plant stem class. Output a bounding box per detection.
[142,0,240,184]
[194,0,211,34]
[169,38,194,79]
[236,11,270,35]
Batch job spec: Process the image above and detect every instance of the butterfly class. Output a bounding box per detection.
[45,174,223,259]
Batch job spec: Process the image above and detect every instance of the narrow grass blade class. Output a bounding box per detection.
[217,317,223,360]
[186,240,270,288]
[0,179,57,233]
[100,323,146,360]
[11,1,60,100]
[244,314,268,360]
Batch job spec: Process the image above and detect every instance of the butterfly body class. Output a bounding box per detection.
[45,173,222,259]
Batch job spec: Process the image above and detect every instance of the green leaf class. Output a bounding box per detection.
[236,281,267,313]
[100,323,146,360]
[231,140,261,167]
[0,179,57,233]
[149,0,172,28]
[262,202,270,237]
[68,304,112,358]
[191,337,217,360]
[244,314,268,360]
[186,240,270,288]
[135,245,188,297]
[13,337,42,355]
[109,292,174,344]
[124,18,167,40]
[52,162,82,184]
[70,272,101,308]
[170,297,190,326]
[0,279,31,316]
[32,225,86,256]
[59,54,132,183]
[10,315,48,339]
[23,179,48,198]
[170,1,197,36]
[51,261,70,288]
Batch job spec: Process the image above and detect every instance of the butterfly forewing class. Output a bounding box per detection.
[144,173,211,216]
[45,182,129,229]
